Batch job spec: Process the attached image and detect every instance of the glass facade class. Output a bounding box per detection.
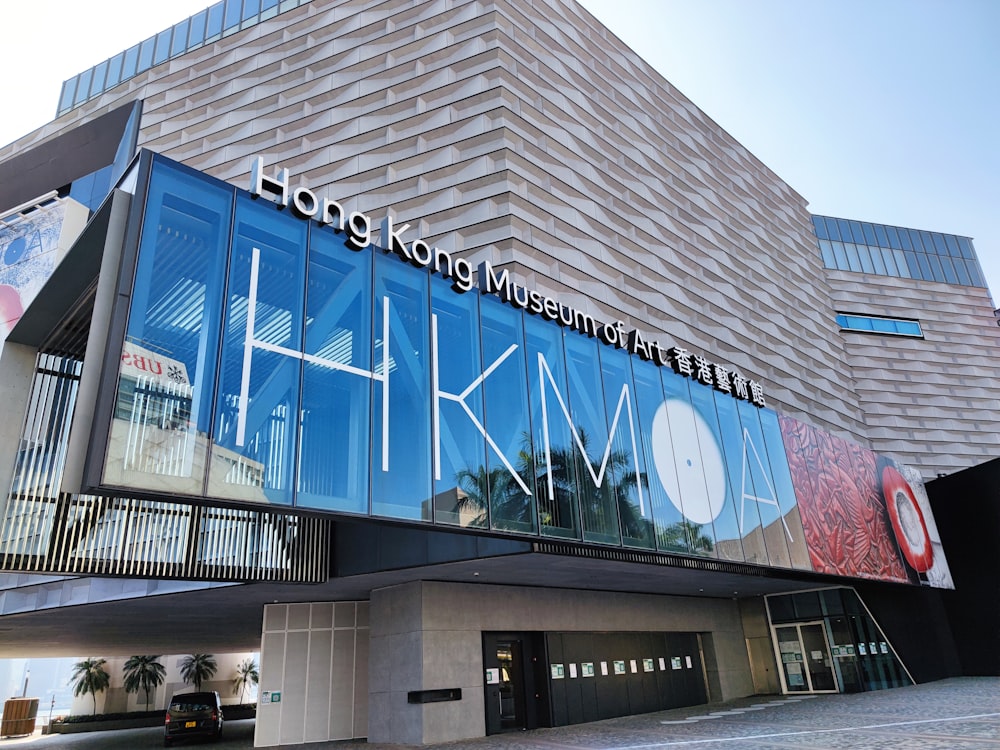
[101,155,814,567]
[97,154,953,588]
[812,215,985,288]
[56,0,306,117]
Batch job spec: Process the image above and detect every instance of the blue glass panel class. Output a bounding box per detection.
[880,247,898,277]
[873,224,889,248]
[431,276,487,528]
[957,237,975,260]
[73,69,93,106]
[105,53,124,89]
[211,193,306,506]
[834,219,849,245]
[121,45,140,80]
[480,297,536,533]
[653,370,718,556]
[564,334,620,544]
[930,232,949,256]
[848,220,866,245]
[939,255,958,285]
[137,38,155,73]
[370,254,432,520]
[58,78,77,112]
[224,0,243,30]
[944,234,962,258]
[869,244,887,275]
[843,243,862,272]
[861,222,878,246]
[736,399,792,568]
[912,230,930,253]
[896,320,923,336]
[824,217,842,241]
[526,315,580,539]
[171,20,190,55]
[602,350,653,548]
[153,29,172,65]
[188,10,207,46]
[758,409,811,569]
[898,228,914,252]
[953,258,972,286]
[818,240,835,268]
[856,243,875,274]
[243,0,261,22]
[811,216,828,240]
[632,360,688,553]
[89,61,108,97]
[893,249,910,278]
[296,228,372,514]
[206,2,225,38]
[105,157,233,496]
[706,390,749,563]
[869,317,895,333]
[915,252,933,281]
[835,314,848,328]
[885,225,903,250]
[903,250,920,278]
[967,260,985,287]
[831,241,848,270]
[262,0,279,10]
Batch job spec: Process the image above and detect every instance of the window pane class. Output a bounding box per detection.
[224,0,243,30]
[480,297,535,534]
[856,243,875,274]
[915,252,933,281]
[103,158,233,496]
[953,259,972,286]
[931,232,949,256]
[848,220,866,245]
[880,247,898,276]
[89,61,108,97]
[137,38,155,73]
[632,360,688,554]
[812,216,828,240]
[870,317,895,333]
[944,235,962,258]
[708,391,750,564]
[370,254,432,520]
[819,239,835,268]
[861,222,878,246]
[957,237,975,260]
[904,250,920,278]
[869,244,887,275]
[939,255,958,285]
[824,217,842,241]
[210,193,307,506]
[898,228,914,252]
[844,242,862,272]
[122,44,140,79]
[172,20,190,55]
[967,260,985,287]
[206,2,225,38]
[832,241,848,270]
[154,29,173,65]
[431,275,487,528]
[242,0,261,22]
[894,249,910,278]
[296,227,372,515]
[73,69,93,105]
[105,53,124,88]
[59,78,78,112]
[886,225,903,250]
[873,224,889,248]
[837,219,852,244]
[188,10,207,46]
[526,315,580,540]
[759,410,811,569]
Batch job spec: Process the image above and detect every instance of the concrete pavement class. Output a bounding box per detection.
[2,677,998,749]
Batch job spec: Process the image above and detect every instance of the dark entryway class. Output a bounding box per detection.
[483,632,548,734]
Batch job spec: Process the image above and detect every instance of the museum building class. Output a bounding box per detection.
[0,0,998,746]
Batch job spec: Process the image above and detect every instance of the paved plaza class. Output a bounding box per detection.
[3,677,998,749]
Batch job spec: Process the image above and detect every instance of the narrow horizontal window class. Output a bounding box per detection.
[836,314,923,338]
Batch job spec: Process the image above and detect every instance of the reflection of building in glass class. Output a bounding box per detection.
[0,0,997,745]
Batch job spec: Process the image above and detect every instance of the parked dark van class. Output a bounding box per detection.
[164,691,224,745]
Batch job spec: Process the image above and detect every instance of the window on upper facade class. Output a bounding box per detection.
[836,314,923,338]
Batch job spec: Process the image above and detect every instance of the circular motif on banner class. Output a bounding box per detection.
[650,398,726,524]
[881,465,933,572]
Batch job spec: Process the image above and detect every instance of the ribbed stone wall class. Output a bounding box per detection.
[826,269,1000,477]
[2,0,867,444]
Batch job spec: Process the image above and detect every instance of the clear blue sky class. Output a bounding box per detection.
[3,0,997,302]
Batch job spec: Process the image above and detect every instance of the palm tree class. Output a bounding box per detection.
[179,654,218,691]
[232,657,259,704]
[70,658,110,715]
[122,655,166,709]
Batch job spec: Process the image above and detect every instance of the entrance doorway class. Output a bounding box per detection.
[482,633,547,734]
[773,622,837,693]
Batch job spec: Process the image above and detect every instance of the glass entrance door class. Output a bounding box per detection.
[774,622,838,693]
